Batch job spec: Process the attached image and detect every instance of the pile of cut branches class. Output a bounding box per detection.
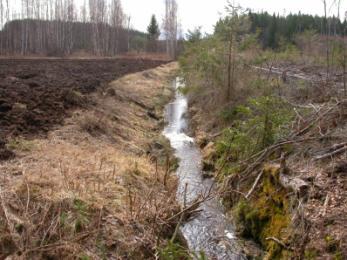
[222,98,347,199]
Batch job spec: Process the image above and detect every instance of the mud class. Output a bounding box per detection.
[0,58,166,160]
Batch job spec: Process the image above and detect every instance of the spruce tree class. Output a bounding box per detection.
[147,15,160,40]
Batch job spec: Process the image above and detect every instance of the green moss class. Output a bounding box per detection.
[325,235,340,254]
[233,165,291,259]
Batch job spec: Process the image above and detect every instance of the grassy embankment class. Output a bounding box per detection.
[0,62,188,259]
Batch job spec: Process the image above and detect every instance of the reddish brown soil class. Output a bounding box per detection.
[0,58,166,160]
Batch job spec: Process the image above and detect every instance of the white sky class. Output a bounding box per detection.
[8,0,347,33]
[121,0,346,34]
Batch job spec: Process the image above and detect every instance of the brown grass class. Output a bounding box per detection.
[0,62,179,259]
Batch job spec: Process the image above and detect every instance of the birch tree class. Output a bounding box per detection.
[163,0,178,59]
[110,0,124,55]
[0,0,4,54]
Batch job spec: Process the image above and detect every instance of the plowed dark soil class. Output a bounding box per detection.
[0,58,166,160]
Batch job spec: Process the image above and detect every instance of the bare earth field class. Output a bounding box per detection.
[0,61,181,259]
[0,59,166,160]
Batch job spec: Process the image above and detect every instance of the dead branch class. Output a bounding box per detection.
[279,173,309,197]
[245,170,264,199]
[322,193,330,216]
[291,101,340,137]
[313,142,347,161]
[25,230,97,253]
[171,183,188,242]
[266,237,292,250]
[166,194,212,222]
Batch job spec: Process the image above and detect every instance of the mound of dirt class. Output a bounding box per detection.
[0,58,166,160]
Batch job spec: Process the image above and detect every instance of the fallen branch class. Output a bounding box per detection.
[322,193,330,216]
[239,137,320,179]
[279,173,309,197]
[291,101,340,138]
[171,183,188,243]
[25,230,97,253]
[245,170,264,199]
[266,237,292,251]
[314,143,347,161]
[166,194,214,222]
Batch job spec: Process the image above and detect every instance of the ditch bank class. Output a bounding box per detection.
[0,62,182,259]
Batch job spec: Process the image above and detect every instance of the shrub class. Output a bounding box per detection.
[216,96,294,173]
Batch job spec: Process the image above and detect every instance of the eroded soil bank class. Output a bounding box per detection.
[0,62,182,259]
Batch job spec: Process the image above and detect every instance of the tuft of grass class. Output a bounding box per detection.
[63,89,87,107]
[78,113,110,136]
[6,137,35,152]
[158,241,190,260]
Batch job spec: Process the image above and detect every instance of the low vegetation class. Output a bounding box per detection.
[180,2,347,259]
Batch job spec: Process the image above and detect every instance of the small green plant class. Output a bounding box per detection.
[73,199,90,233]
[59,211,69,231]
[6,137,35,152]
[78,254,91,260]
[325,235,340,253]
[216,96,294,175]
[334,251,344,260]
[159,241,190,260]
[304,248,318,260]
[96,238,108,260]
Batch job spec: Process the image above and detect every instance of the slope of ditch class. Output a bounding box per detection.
[0,62,181,259]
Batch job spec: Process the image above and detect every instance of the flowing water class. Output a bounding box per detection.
[163,78,246,259]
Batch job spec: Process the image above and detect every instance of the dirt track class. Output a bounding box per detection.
[0,58,166,160]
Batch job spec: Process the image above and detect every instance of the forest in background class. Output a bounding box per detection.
[0,0,180,57]
[246,11,347,49]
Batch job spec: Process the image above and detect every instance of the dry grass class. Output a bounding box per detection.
[78,112,110,136]
[0,62,180,259]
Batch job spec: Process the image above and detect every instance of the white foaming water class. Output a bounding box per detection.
[163,78,246,260]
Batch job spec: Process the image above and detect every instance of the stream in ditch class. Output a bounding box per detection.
[163,78,246,259]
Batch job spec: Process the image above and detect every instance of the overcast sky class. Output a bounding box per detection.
[121,0,347,33]
[8,0,347,33]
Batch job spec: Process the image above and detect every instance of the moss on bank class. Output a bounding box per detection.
[233,165,293,259]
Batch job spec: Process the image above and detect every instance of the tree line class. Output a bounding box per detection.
[0,0,180,57]
[215,11,347,50]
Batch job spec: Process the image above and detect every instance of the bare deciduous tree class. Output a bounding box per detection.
[163,0,178,59]
[0,0,141,56]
